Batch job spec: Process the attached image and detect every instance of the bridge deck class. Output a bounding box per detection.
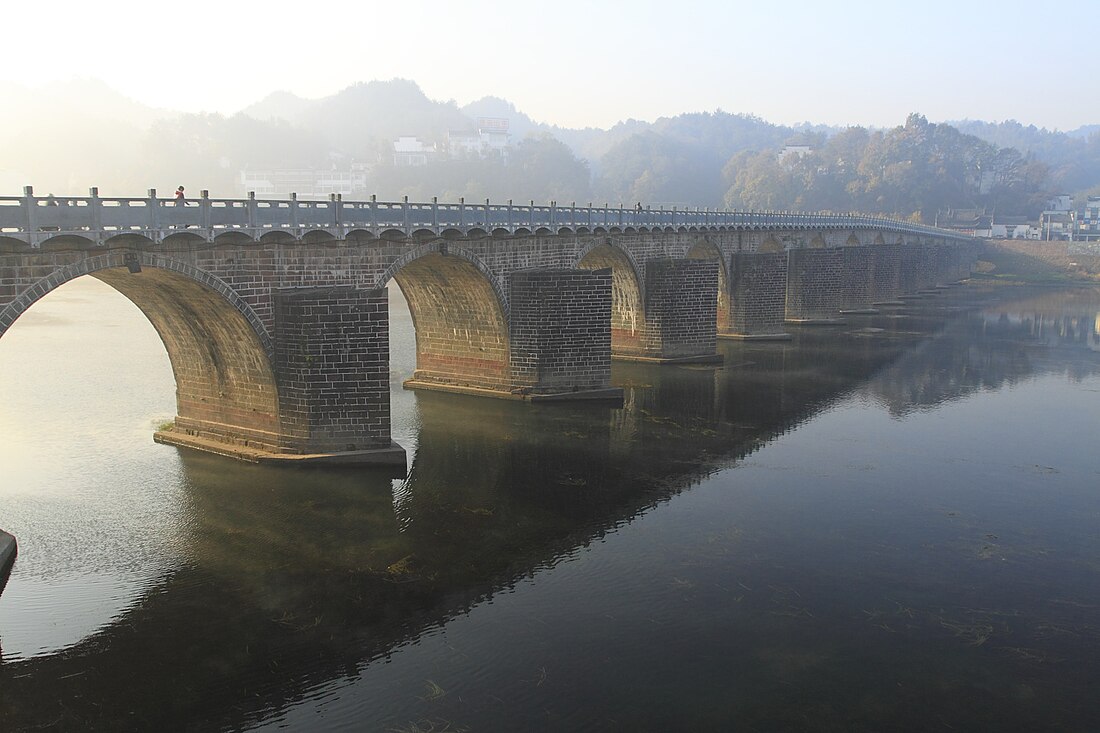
[0,190,970,247]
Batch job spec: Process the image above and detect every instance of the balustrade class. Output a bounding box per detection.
[0,186,966,244]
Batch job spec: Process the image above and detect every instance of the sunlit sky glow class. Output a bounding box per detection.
[4,0,1097,130]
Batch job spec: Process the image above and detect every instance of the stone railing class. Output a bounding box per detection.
[0,186,970,245]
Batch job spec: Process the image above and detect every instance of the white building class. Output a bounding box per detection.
[239,167,369,199]
[989,216,1032,239]
[777,144,812,164]
[1046,194,1073,212]
[476,117,511,160]
[393,137,436,167]
[1077,196,1100,241]
[445,118,512,161]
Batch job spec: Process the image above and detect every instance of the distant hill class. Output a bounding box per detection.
[240,90,313,124]
[1070,124,1100,139]
[4,77,1098,211]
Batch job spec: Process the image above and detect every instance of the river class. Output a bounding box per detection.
[1,277,1099,731]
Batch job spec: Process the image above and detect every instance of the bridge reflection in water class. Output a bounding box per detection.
[2,283,1100,730]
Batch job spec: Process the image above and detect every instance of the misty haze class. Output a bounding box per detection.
[2,2,1100,731]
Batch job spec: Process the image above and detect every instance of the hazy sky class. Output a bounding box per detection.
[5,0,1097,130]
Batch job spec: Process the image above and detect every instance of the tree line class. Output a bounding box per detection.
[4,79,1099,223]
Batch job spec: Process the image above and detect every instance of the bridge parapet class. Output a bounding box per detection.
[0,187,972,247]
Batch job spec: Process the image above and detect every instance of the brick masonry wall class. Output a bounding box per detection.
[840,246,874,311]
[899,245,923,294]
[871,244,902,302]
[577,243,645,355]
[0,229,977,454]
[641,258,718,359]
[393,252,511,392]
[728,252,787,335]
[786,248,844,320]
[273,286,391,452]
[509,269,612,393]
[931,244,952,286]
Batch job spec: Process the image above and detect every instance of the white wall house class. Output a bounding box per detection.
[239,167,369,199]
[777,144,812,164]
[393,137,435,167]
[1046,194,1073,212]
[990,216,1032,239]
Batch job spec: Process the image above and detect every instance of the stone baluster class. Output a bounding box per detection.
[201,190,211,230]
[148,188,160,229]
[89,187,101,232]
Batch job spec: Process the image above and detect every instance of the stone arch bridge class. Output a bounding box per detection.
[0,188,978,464]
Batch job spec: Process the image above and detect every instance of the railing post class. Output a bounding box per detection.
[290,192,299,228]
[549,200,556,229]
[587,202,592,229]
[403,195,410,231]
[507,199,514,230]
[22,185,37,236]
[88,186,101,233]
[571,201,576,229]
[432,196,439,228]
[247,191,257,228]
[459,196,465,227]
[369,194,376,228]
[331,193,341,227]
[148,188,159,229]
[201,189,211,230]
[529,200,535,229]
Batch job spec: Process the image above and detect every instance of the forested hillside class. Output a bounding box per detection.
[3,78,1098,224]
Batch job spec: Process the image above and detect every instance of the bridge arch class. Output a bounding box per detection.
[0,251,281,448]
[379,242,512,393]
[575,240,646,354]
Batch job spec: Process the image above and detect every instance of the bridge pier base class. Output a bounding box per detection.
[720,252,790,340]
[508,269,623,401]
[616,258,722,363]
[871,243,904,305]
[785,248,847,324]
[839,246,878,314]
[158,285,407,466]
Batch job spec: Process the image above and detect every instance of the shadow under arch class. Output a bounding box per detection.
[380,244,512,393]
[687,239,730,333]
[575,241,646,354]
[0,251,281,447]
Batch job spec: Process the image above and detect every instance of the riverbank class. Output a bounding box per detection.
[976,239,1100,284]
[0,529,16,595]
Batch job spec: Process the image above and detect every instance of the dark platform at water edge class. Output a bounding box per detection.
[153,429,408,468]
[0,529,16,597]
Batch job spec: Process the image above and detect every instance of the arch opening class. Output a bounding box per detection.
[390,252,511,393]
[88,266,281,447]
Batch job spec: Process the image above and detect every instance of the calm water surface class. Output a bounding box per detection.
[1,278,1099,731]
